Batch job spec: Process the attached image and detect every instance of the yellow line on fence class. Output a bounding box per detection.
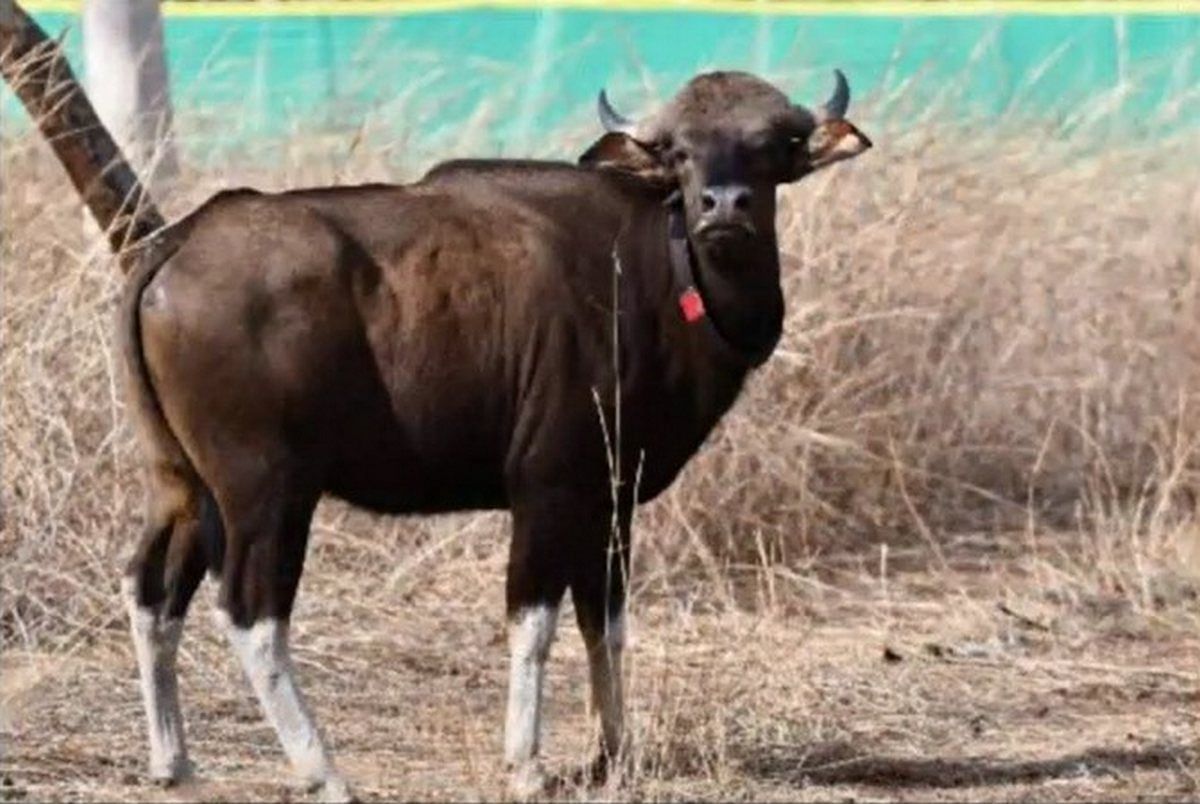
[22,0,1200,17]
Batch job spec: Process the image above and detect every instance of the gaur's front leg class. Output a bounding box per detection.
[569,500,631,783]
[504,485,630,798]
[503,489,576,798]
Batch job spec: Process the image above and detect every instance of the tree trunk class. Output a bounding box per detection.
[1,0,165,260]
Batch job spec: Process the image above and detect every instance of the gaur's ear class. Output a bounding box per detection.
[788,69,871,180]
[799,118,872,175]
[579,132,671,185]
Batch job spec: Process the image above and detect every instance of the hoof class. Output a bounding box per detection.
[508,762,548,801]
[584,748,629,790]
[148,757,194,788]
[306,775,355,804]
[587,753,611,786]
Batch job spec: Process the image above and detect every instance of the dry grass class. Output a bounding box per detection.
[2,92,1200,801]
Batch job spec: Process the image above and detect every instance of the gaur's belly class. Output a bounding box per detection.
[322,413,509,514]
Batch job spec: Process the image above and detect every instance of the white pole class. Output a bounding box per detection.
[82,0,178,194]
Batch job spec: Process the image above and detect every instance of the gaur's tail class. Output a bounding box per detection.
[0,0,165,271]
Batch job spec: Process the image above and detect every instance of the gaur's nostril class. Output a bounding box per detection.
[701,186,751,217]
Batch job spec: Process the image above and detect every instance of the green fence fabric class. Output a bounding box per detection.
[8,6,1200,153]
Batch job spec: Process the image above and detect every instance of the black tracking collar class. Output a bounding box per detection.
[665,200,776,368]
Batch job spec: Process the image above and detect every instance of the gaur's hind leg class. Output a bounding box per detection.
[209,463,352,804]
[124,465,216,785]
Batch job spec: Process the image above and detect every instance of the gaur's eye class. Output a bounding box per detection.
[655,139,688,166]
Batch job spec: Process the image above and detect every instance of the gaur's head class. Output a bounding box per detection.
[580,70,870,249]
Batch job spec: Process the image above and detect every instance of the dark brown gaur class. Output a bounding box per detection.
[1,2,871,799]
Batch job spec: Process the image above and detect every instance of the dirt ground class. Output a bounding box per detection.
[2,514,1196,802]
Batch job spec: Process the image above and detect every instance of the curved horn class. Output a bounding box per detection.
[819,69,850,121]
[597,89,637,135]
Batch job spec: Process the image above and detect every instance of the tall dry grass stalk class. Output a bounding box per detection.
[2,88,1199,652]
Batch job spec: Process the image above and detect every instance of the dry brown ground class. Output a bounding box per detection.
[2,519,1198,802]
[4,81,1200,800]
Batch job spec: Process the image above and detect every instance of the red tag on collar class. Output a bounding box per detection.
[679,287,706,323]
